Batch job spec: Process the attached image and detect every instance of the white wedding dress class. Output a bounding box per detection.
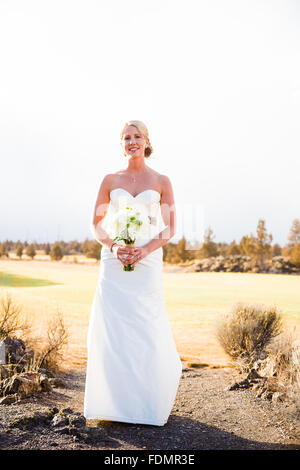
[84,188,182,426]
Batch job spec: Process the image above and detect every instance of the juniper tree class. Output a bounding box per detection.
[287,218,300,249]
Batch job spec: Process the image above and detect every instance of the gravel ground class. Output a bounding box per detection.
[0,365,299,450]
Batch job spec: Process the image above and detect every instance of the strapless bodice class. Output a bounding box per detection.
[109,187,161,227]
[110,187,161,204]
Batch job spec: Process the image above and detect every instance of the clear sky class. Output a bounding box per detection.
[1,0,299,246]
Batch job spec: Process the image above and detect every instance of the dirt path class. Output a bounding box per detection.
[0,366,299,450]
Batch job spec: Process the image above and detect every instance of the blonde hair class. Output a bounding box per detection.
[120,120,153,158]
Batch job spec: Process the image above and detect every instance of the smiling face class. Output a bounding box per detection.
[121,125,149,159]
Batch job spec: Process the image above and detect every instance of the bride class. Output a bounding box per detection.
[84,120,182,426]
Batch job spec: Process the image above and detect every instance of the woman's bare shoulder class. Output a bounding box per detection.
[101,169,171,191]
[143,168,172,193]
[100,172,121,185]
[158,173,172,186]
[146,167,170,181]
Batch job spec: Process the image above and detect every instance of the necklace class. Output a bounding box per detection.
[127,168,148,184]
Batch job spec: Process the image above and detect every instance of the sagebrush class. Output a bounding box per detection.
[0,292,68,375]
[216,301,283,365]
[0,292,31,341]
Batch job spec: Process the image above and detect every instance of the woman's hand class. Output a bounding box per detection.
[111,244,132,267]
[111,244,149,267]
[127,246,150,268]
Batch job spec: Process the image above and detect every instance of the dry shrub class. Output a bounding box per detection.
[216,301,283,366]
[266,330,300,412]
[267,330,299,382]
[0,292,68,381]
[36,311,69,373]
[0,292,32,341]
[265,330,300,420]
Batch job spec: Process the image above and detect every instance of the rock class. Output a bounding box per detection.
[251,383,262,392]
[9,411,53,429]
[0,393,18,405]
[254,357,276,377]
[69,414,86,428]
[31,411,54,426]
[268,256,299,274]
[193,255,257,273]
[48,407,59,416]
[228,370,267,392]
[246,369,262,381]
[38,368,55,378]
[74,426,107,444]
[51,413,69,428]
[187,255,300,274]
[256,386,267,398]
[0,341,6,364]
[4,372,42,397]
[52,425,70,435]
[39,375,52,392]
[49,377,67,388]
[2,372,53,400]
[69,426,82,437]
[228,379,250,391]
[265,377,286,393]
[261,390,274,400]
[0,364,10,379]
[61,407,73,414]
[272,392,286,403]
[2,337,34,367]
[7,407,95,443]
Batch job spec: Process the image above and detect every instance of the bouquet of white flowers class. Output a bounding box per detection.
[107,203,152,271]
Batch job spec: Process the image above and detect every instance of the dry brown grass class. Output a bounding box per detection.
[2,259,300,369]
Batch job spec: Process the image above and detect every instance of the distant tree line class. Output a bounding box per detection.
[162,218,300,269]
[0,239,102,261]
[0,218,299,268]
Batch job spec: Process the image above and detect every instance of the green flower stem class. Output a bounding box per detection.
[123,263,134,272]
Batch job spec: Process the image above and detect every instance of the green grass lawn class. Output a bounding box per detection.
[163,271,300,327]
[0,259,299,368]
[0,271,60,288]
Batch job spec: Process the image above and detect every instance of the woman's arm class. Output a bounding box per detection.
[140,175,176,256]
[91,175,135,266]
[90,174,114,250]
